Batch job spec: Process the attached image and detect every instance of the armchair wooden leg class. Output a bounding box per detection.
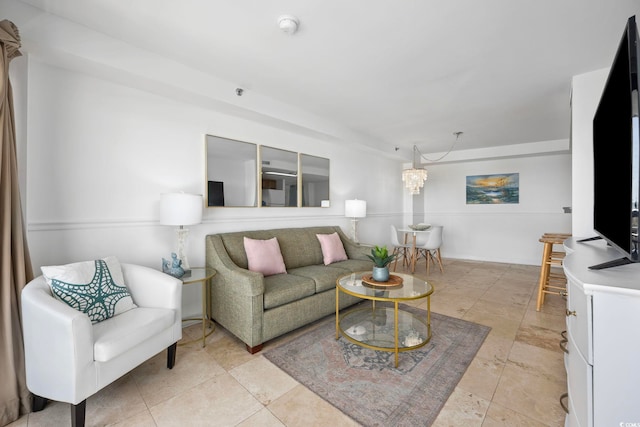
[32,395,47,412]
[167,342,177,369]
[71,400,86,427]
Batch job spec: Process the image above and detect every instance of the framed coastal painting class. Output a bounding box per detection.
[466,173,519,204]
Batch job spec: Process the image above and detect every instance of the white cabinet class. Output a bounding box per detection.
[563,238,640,427]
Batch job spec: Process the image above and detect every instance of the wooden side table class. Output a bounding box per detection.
[180,267,216,347]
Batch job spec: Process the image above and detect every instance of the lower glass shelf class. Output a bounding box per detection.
[339,306,430,350]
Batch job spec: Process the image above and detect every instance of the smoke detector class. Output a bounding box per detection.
[278,15,299,34]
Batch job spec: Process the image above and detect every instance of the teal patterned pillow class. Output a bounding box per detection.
[41,256,137,323]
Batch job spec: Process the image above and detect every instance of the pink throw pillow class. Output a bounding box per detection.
[243,237,287,276]
[316,232,348,265]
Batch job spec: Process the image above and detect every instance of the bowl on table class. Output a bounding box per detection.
[408,224,431,231]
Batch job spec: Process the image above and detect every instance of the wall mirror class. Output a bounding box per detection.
[260,146,298,207]
[205,135,257,207]
[300,154,330,207]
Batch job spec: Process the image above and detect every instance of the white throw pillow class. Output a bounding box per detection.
[41,256,137,324]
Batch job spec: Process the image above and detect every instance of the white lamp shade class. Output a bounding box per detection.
[345,199,366,218]
[160,193,203,226]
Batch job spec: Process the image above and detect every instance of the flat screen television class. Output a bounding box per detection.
[588,15,640,269]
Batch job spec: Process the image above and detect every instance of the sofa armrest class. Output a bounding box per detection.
[121,263,182,310]
[335,227,372,260]
[206,235,265,296]
[21,276,94,402]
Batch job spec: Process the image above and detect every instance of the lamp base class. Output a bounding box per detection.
[350,219,360,243]
[175,227,191,271]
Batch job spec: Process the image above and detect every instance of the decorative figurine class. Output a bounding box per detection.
[162,252,185,278]
[403,330,423,347]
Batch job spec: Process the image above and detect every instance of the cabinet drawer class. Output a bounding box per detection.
[591,292,640,425]
[566,336,592,427]
[566,277,592,364]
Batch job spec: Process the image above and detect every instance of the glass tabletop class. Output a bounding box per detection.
[181,267,216,284]
[337,271,433,300]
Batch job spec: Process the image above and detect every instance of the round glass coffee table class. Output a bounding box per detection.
[336,271,433,367]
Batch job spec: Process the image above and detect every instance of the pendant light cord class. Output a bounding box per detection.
[415,131,463,163]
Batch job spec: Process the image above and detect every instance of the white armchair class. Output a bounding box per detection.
[21,263,182,427]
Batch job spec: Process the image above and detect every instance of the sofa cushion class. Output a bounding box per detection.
[93,307,175,362]
[40,256,137,324]
[288,265,354,293]
[263,273,316,309]
[262,228,324,269]
[244,237,287,276]
[327,259,374,273]
[316,232,348,265]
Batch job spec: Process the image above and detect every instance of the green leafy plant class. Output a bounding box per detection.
[367,245,397,268]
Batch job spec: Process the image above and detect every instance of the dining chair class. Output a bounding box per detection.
[390,225,412,271]
[416,225,444,274]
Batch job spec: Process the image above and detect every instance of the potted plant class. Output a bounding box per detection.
[367,245,397,282]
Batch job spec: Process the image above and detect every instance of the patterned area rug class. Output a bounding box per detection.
[263,303,490,427]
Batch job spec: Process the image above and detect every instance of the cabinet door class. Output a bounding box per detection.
[566,336,593,427]
[566,277,593,364]
[592,292,640,425]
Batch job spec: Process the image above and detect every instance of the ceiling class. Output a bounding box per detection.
[12,0,640,159]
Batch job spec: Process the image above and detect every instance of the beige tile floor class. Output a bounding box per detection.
[10,258,567,427]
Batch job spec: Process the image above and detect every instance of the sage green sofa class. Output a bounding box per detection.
[205,226,372,353]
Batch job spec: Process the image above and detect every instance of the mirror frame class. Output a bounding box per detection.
[260,146,299,207]
[300,154,330,207]
[205,134,330,208]
[205,135,258,207]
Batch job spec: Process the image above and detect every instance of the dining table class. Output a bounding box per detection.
[398,226,432,273]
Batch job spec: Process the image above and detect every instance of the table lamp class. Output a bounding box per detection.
[345,199,366,243]
[160,192,203,272]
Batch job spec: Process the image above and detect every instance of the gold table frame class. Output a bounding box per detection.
[179,267,216,347]
[335,271,433,367]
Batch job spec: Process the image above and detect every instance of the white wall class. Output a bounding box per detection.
[5,1,583,317]
[15,57,576,318]
[15,55,577,268]
[17,58,405,317]
[420,154,572,265]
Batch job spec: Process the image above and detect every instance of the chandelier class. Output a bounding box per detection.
[402,132,463,195]
[402,156,427,195]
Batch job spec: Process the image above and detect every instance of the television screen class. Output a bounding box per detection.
[207,181,224,207]
[591,15,640,269]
